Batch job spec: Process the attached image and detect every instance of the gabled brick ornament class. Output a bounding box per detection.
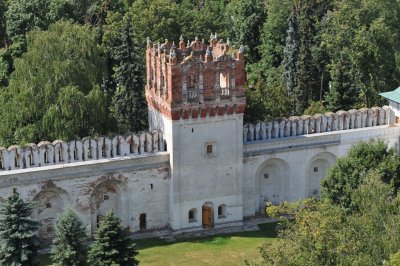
[145,34,246,120]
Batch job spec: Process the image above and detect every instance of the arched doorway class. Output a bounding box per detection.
[202,202,214,228]
[306,152,336,197]
[256,158,290,212]
[32,186,69,241]
[90,180,124,233]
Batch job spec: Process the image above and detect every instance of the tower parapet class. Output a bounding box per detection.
[145,35,246,121]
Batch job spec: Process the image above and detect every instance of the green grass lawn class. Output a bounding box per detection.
[40,223,277,266]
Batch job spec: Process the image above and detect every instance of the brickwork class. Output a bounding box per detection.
[145,34,246,120]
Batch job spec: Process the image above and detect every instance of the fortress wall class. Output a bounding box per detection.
[243,106,393,143]
[242,124,400,217]
[0,130,165,172]
[0,152,170,240]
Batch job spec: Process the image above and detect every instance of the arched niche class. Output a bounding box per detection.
[306,152,337,198]
[89,180,126,234]
[32,186,70,241]
[256,158,290,211]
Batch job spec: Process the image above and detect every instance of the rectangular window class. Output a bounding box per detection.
[205,142,217,157]
[206,144,213,155]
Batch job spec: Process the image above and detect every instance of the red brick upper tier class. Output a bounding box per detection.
[145,35,246,120]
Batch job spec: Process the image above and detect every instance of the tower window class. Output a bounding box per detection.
[314,167,318,172]
[46,203,52,208]
[207,145,213,155]
[218,204,226,218]
[205,142,216,157]
[264,173,269,179]
[188,208,197,223]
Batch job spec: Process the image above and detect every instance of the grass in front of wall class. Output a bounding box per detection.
[40,223,277,266]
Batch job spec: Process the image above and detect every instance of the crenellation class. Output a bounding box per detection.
[146,35,246,122]
[244,106,394,143]
[314,114,322,133]
[0,132,166,172]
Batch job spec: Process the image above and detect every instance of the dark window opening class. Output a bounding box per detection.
[188,208,197,223]
[46,203,52,208]
[314,167,318,172]
[264,173,269,179]
[206,145,213,155]
[218,204,226,218]
[103,194,109,200]
[140,213,147,230]
[150,184,153,190]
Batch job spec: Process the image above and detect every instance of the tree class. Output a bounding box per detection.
[321,140,400,210]
[226,0,266,64]
[261,175,400,265]
[51,209,87,266]
[251,0,291,80]
[0,0,7,48]
[323,0,400,108]
[88,212,138,266]
[5,0,50,42]
[325,54,358,112]
[0,20,109,146]
[245,0,292,122]
[104,13,148,133]
[0,187,40,266]
[282,9,300,115]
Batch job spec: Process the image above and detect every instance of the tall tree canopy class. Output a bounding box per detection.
[262,175,400,265]
[0,20,108,146]
[103,12,147,132]
[321,140,400,210]
[323,0,400,109]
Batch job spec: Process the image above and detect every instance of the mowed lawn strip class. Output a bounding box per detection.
[136,223,277,266]
[39,223,277,266]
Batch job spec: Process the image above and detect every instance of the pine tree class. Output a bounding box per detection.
[283,11,300,116]
[51,208,87,266]
[88,212,138,266]
[0,187,39,266]
[326,56,358,112]
[109,13,148,133]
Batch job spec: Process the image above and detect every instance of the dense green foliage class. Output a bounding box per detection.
[261,140,400,265]
[321,140,400,210]
[104,12,148,133]
[0,187,40,266]
[88,211,138,266]
[263,176,400,265]
[0,0,400,144]
[0,21,108,145]
[51,209,87,266]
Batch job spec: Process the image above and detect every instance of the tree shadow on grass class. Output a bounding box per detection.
[135,222,278,249]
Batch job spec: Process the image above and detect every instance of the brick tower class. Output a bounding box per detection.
[146,34,246,230]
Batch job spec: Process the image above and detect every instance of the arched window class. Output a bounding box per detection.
[188,208,197,223]
[218,204,226,218]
